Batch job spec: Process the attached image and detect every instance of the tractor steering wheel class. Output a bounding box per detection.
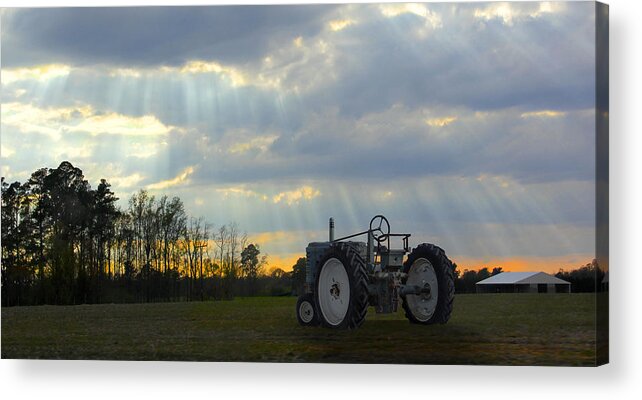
[369,215,390,243]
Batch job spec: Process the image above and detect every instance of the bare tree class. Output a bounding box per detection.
[214,224,228,299]
[183,217,209,300]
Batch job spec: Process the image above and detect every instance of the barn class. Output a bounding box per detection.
[476,272,571,294]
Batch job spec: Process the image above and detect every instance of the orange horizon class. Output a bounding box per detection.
[446,253,596,274]
[265,253,594,275]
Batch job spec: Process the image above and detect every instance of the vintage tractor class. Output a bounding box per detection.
[296,215,455,329]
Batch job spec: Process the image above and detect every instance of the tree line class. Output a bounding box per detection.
[554,259,606,293]
[1,161,298,307]
[1,161,606,306]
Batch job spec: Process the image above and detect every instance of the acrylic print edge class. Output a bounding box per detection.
[595,0,609,367]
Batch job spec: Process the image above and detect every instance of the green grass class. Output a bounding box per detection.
[1,294,598,365]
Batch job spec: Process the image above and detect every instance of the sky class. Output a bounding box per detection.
[0,2,599,273]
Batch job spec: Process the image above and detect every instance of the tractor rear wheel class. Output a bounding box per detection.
[296,293,320,326]
[315,243,369,329]
[402,243,454,324]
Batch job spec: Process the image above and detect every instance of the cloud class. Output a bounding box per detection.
[425,116,457,127]
[473,1,565,26]
[1,102,174,139]
[108,68,141,78]
[272,185,321,205]
[521,110,567,118]
[78,163,149,194]
[1,6,338,68]
[245,31,341,93]
[379,3,442,29]
[1,144,16,158]
[227,135,279,154]
[1,3,594,132]
[1,102,86,139]
[1,65,292,135]
[75,113,174,137]
[0,64,71,84]
[328,19,356,32]
[248,105,593,185]
[51,143,95,160]
[146,166,195,190]
[304,2,593,116]
[178,61,245,85]
[216,186,268,201]
[109,173,145,189]
[213,184,321,206]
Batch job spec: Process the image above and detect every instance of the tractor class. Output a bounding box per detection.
[296,215,455,329]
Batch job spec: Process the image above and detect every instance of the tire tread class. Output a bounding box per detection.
[402,243,455,324]
[315,243,369,329]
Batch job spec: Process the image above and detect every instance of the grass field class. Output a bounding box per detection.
[1,294,598,365]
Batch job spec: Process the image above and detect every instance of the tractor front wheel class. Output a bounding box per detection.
[315,243,369,329]
[296,293,320,326]
[402,243,455,324]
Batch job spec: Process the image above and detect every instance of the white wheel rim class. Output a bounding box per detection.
[299,300,314,324]
[317,257,350,326]
[406,258,438,322]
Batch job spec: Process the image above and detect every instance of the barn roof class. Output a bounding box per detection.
[476,272,570,285]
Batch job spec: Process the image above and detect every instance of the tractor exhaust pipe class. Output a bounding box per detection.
[329,217,335,241]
